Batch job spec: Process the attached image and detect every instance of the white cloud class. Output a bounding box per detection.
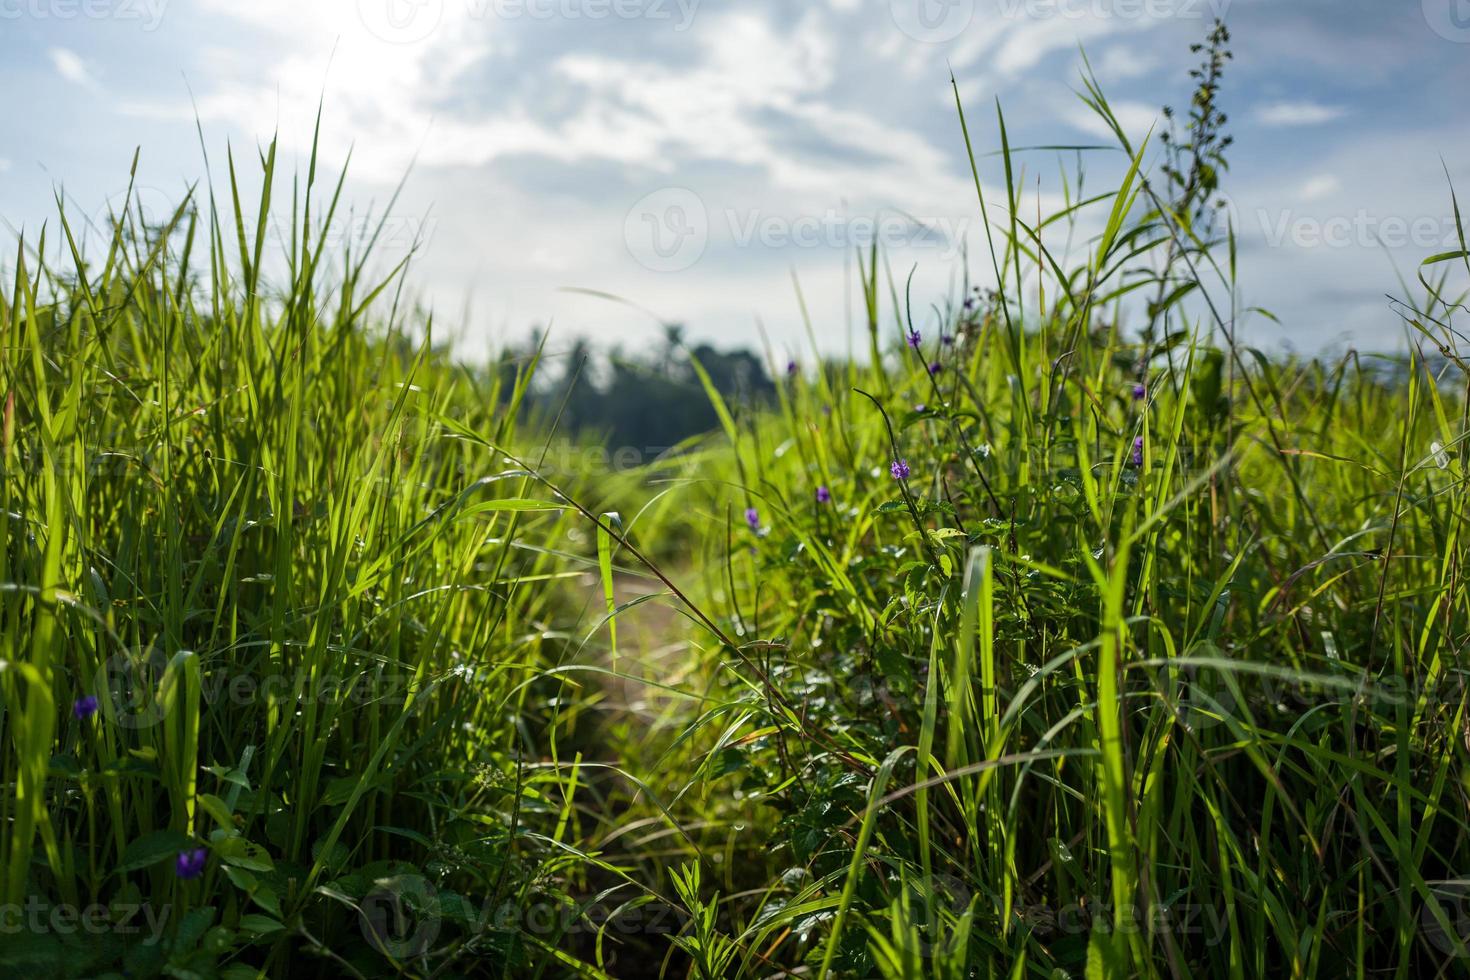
[1230,125,1470,349]
[1066,99,1157,143]
[120,0,503,181]
[49,48,97,87]
[1095,45,1159,82]
[105,3,1015,356]
[145,4,971,212]
[947,6,1164,81]
[1300,174,1341,202]
[22,0,1452,358]
[1255,101,1347,127]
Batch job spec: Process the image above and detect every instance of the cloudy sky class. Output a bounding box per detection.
[1,0,1467,360]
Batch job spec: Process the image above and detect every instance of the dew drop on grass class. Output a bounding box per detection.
[1321,632,1339,660]
[1431,440,1450,469]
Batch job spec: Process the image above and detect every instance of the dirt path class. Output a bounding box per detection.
[577,570,697,717]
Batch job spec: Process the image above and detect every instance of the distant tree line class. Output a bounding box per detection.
[496,323,777,455]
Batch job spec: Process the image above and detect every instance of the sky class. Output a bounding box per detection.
[1,0,1467,361]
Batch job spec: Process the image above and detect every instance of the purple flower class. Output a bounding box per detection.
[73,695,99,720]
[927,362,942,376]
[1132,382,1146,401]
[914,403,927,414]
[175,848,207,880]
[816,485,831,504]
[1131,436,1144,467]
[744,507,760,530]
[963,297,975,311]
[940,333,954,346]
[890,458,910,481]
[906,330,921,350]
[786,360,798,378]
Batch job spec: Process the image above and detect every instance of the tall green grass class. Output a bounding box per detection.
[535,23,1470,979]
[0,136,625,977]
[7,21,1470,980]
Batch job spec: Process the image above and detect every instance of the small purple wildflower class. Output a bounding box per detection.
[744,507,760,530]
[906,330,921,350]
[927,362,942,376]
[890,458,911,481]
[786,360,798,378]
[1131,436,1144,467]
[1132,382,1146,401]
[175,848,207,880]
[914,403,927,414]
[816,485,831,504]
[963,297,975,311]
[73,695,99,720]
[940,333,954,346]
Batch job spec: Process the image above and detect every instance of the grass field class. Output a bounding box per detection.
[6,23,1470,979]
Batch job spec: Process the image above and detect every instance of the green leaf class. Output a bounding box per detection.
[216,837,274,872]
[197,793,236,832]
[117,829,197,875]
[204,764,251,790]
[1085,924,1126,979]
[237,914,285,935]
